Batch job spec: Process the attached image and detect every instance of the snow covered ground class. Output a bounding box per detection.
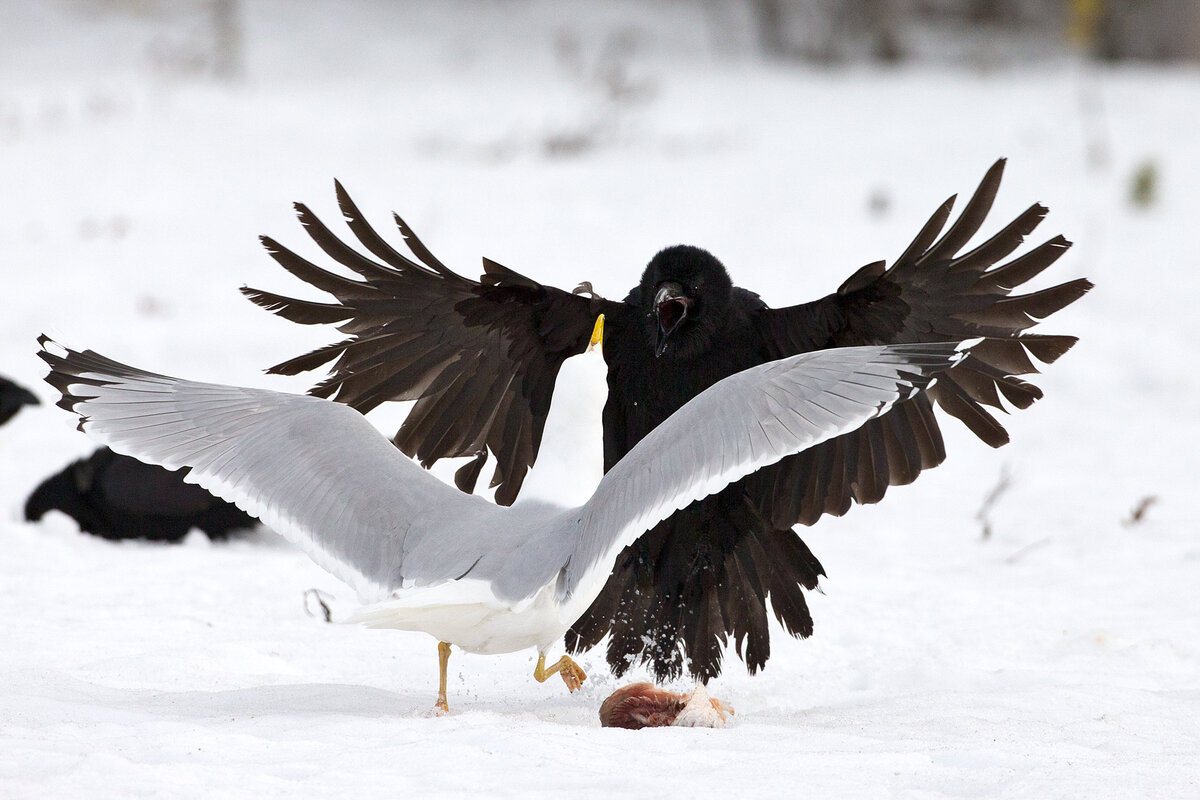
[2,1,1198,797]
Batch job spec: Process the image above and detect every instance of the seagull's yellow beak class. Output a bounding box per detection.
[587,313,605,354]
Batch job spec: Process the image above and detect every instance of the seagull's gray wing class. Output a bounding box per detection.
[37,336,519,605]
[39,335,967,622]
[558,343,968,602]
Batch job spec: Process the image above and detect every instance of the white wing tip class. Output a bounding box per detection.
[40,337,69,359]
[956,337,983,355]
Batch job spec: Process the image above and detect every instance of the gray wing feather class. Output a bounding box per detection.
[560,343,966,600]
[39,340,506,604]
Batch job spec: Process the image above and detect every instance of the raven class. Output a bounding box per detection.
[243,160,1090,681]
[25,447,258,542]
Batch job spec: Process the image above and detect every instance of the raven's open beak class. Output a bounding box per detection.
[654,282,691,357]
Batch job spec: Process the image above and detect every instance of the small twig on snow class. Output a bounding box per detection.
[976,465,1013,540]
[303,588,334,623]
[1122,496,1158,527]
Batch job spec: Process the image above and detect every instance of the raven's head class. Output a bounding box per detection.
[637,245,733,359]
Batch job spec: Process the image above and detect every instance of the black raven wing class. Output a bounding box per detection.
[750,158,1092,527]
[242,184,613,505]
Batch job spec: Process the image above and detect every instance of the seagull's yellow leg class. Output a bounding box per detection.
[434,641,452,713]
[533,652,587,692]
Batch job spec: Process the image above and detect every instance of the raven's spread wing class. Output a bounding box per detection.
[242,184,614,505]
[751,159,1092,527]
[565,343,966,602]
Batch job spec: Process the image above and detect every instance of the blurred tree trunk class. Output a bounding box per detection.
[210,0,243,81]
[1094,0,1200,61]
[749,0,905,62]
[747,0,1199,63]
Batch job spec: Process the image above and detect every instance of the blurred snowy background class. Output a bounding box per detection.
[1,1,1197,797]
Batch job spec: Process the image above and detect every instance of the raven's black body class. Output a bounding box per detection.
[25,447,258,542]
[579,274,808,678]
[244,160,1090,681]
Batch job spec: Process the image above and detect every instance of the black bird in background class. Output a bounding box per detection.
[25,447,258,542]
[0,375,39,427]
[9,372,255,541]
[243,160,1091,682]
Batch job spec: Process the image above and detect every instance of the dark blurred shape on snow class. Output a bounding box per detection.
[0,376,39,428]
[1129,160,1159,209]
[25,446,257,542]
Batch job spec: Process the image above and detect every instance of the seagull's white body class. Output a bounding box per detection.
[40,337,966,667]
[346,501,661,654]
[351,572,566,655]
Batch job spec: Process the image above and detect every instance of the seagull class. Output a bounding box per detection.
[39,335,967,712]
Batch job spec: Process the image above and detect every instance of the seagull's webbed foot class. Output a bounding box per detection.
[533,652,587,692]
[434,641,452,714]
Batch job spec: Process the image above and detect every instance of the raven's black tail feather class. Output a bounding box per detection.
[566,488,824,682]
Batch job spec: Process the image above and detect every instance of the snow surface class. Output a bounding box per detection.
[2,2,1198,797]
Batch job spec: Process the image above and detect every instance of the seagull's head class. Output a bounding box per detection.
[638,245,733,360]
